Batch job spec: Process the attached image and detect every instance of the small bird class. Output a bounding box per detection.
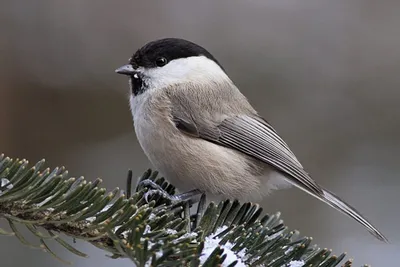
[115,38,387,242]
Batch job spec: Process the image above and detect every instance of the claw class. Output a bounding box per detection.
[143,189,185,204]
[143,189,170,203]
[138,178,204,205]
[137,179,165,192]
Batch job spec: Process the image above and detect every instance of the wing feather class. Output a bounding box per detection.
[215,115,323,195]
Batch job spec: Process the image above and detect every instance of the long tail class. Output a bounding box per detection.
[312,187,388,242]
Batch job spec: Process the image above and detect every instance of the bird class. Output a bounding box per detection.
[115,37,387,242]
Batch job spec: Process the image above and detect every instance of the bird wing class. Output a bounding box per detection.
[172,110,388,242]
[173,112,323,195]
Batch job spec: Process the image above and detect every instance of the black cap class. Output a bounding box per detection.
[129,38,225,71]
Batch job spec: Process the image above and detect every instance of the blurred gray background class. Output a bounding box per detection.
[1,0,399,266]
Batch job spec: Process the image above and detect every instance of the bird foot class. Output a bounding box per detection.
[138,179,204,205]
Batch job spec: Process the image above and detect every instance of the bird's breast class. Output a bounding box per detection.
[129,91,284,201]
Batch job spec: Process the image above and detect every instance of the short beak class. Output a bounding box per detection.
[115,64,136,76]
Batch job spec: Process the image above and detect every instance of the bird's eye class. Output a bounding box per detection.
[155,57,168,67]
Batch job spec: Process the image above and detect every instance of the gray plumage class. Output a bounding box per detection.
[116,37,388,242]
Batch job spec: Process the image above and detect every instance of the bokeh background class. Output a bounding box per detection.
[1,0,399,266]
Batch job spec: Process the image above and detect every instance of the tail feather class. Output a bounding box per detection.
[285,177,388,242]
[317,188,388,243]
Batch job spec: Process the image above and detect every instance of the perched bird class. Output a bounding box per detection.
[115,37,387,242]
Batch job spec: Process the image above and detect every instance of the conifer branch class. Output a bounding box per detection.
[0,153,359,266]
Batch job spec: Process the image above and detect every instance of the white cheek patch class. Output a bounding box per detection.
[141,56,228,90]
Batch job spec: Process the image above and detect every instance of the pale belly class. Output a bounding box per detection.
[134,115,288,201]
